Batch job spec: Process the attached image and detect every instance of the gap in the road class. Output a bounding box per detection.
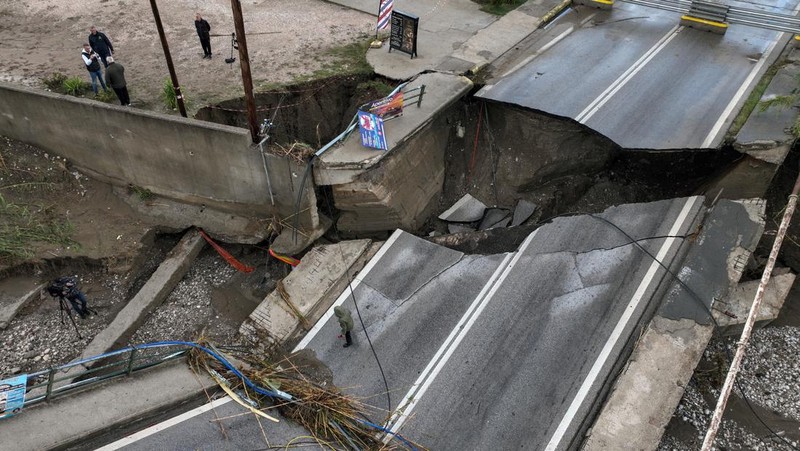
[427,98,741,254]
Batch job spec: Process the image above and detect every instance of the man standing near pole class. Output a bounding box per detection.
[105,56,131,106]
[195,13,212,59]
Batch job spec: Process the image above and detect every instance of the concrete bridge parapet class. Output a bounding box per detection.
[313,72,473,234]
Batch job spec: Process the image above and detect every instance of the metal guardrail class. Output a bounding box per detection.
[22,344,191,407]
[619,0,800,34]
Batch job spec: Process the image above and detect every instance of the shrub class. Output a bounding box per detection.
[161,78,186,111]
[95,89,116,103]
[42,72,68,92]
[63,76,90,96]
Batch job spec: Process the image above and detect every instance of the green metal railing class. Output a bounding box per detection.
[23,344,191,407]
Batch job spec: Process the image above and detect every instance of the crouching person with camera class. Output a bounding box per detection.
[47,276,90,319]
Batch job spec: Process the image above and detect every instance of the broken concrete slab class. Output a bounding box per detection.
[439,193,487,223]
[583,317,714,451]
[511,199,537,227]
[714,272,796,335]
[240,239,375,348]
[79,229,205,361]
[583,199,765,450]
[478,208,511,230]
[0,280,44,330]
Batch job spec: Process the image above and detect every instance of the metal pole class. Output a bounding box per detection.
[45,368,55,402]
[126,347,138,375]
[701,173,800,450]
[150,0,187,118]
[231,0,259,143]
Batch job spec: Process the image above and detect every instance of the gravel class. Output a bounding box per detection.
[658,326,800,450]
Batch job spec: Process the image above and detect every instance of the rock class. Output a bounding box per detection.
[511,199,538,227]
[439,194,487,222]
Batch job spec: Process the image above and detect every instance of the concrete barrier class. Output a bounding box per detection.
[0,82,321,241]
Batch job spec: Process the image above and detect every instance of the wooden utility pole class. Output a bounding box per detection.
[230,0,259,143]
[150,0,187,117]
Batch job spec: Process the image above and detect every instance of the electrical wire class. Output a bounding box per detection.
[585,212,799,450]
[320,186,393,415]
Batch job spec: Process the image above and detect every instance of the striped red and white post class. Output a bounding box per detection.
[378,0,393,31]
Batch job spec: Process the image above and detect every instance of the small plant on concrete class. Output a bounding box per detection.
[62,76,90,96]
[42,72,68,92]
[759,92,800,137]
[473,0,526,15]
[128,184,154,200]
[161,78,187,111]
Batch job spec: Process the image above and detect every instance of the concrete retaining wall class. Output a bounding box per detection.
[0,82,319,237]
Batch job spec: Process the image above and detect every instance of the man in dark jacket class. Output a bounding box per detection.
[195,14,212,59]
[88,26,114,67]
[105,56,130,106]
[334,306,354,348]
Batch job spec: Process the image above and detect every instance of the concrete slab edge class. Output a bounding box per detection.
[78,229,206,363]
[0,283,45,330]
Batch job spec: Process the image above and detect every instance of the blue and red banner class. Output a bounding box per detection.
[358,110,388,150]
[378,0,393,30]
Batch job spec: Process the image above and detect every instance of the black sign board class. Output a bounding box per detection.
[389,10,419,58]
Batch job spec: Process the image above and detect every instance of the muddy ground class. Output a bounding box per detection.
[0,0,374,112]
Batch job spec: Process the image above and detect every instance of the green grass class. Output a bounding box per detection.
[42,72,68,92]
[128,184,154,200]
[291,37,374,83]
[473,0,526,15]
[726,61,786,140]
[0,193,76,264]
[356,79,394,98]
[63,76,91,96]
[161,78,188,111]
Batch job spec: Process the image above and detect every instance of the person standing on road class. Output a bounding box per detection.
[81,43,108,95]
[88,26,114,67]
[195,14,212,59]
[105,56,130,106]
[334,306,354,348]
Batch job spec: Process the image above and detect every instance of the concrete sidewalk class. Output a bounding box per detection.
[0,360,217,450]
[328,0,569,80]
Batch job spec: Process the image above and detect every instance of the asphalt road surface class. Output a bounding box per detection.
[299,196,705,450]
[103,197,713,450]
[478,0,798,149]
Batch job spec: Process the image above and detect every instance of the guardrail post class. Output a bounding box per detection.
[417,85,425,108]
[44,368,55,402]
[126,347,138,376]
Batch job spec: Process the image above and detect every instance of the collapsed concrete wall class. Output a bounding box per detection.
[0,82,320,242]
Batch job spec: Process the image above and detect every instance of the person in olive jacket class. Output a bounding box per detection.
[334,306,354,348]
[104,57,130,106]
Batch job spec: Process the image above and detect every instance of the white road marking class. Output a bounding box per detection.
[292,228,404,352]
[94,396,233,450]
[701,36,787,148]
[545,195,701,451]
[98,230,407,449]
[502,13,597,78]
[576,25,682,124]
[384,229,541,440]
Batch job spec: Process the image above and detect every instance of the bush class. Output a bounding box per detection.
[42,72,68,92]
[161,78,186,111]
[95,89,116,103]
[63,76,91,96]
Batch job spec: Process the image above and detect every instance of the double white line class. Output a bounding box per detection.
[383,230,540,440]
[575,25,683,124]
